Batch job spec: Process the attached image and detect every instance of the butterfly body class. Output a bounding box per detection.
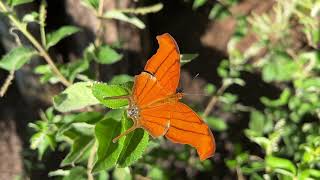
[110,33,216,161]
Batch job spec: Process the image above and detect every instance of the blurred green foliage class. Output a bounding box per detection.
[0,0,320,179]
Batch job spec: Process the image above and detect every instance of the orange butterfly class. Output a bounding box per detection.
[108,33,216,161]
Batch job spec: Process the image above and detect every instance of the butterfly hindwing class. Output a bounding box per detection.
[140,102,216,161]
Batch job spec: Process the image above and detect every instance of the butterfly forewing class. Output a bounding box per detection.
[144,33,180,93]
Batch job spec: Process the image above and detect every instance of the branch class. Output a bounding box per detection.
[0,2,71,87]
[87,142,97,180]
[0,70,14,97]
[203,82,229,118]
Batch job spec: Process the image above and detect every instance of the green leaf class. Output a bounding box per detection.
[29,121,56,160]
[61,136,93,166]
[0,47,36,71]
[46,26,80,49]
[204,83,216,95]
[53,82,99,112]
[249,110,265,135]
[299,169,320,179]
[260,88,291,107]
[103,11,145,29]
[117,3,163,15]
[206,116,228,132]
[113,167,132,180]
[192,0,207,9]
[30,132,53,159]
[209,4,230,20]
[265,156,297,175]
[48,169,70,177]
[73,112,104,124]
[8,0,33,7]
[220,92,238,104]
[262,53,299,82]
[92,82,130,109]
[22,12,39,23]
[110,74,133,84]
[95,45,123,64]
[147,167,168,180]
[66,59,89,82]
[62,166,87,180]
[180,53,198,65]
[80,0,99,10]
[93,118,124,172]
[117,114,149,167]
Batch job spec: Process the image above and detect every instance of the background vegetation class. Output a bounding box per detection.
[0,0,319,179]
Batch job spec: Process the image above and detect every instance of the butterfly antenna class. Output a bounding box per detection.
[183,92,211,97]
[181,73,210,97]
[112,124,139,143]
[103,95,130,100]
[192,73,200,81]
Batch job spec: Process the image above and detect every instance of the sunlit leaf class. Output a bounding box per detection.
[180,53,198,65]
[110,74,133,84]
[80,0,99,10]
[8,0,33,7]
[92,82,130,109]
[0,47,36,71]
[22,12,39,23]
[260,88,291,107]
[53,82,99,112]
[113,167,132,180]
[95,45,123,64]
[62,166,87,180]
[266,156,296,175]
[29,121,56,160]
[192,0,207,9]
[46,26,80,49]
[262,53,299,82]
[103,11,145,29]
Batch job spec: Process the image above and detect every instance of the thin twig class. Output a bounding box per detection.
[236,165,245,180]
[0,70,14,97]
[203,83,228,117]
[93,0,105,81]
[87,142,97,180]
[0,2,71,87]
[94,0,105,46]
[39,0,47,47]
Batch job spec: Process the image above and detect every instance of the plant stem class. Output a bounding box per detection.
[39,0,47,47]
[0,69,14,97]
[94,0,105,46]
[0,2,71,86]
[87,142,97,180]
[203,83,229,118]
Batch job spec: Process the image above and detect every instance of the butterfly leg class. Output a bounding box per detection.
[112,117,140,143]
[160,120,170,136]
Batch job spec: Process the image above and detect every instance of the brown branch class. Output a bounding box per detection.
[203,83,228,118]
[87,142,97,180]
[0,70,14,97]
[0,2,71,87]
